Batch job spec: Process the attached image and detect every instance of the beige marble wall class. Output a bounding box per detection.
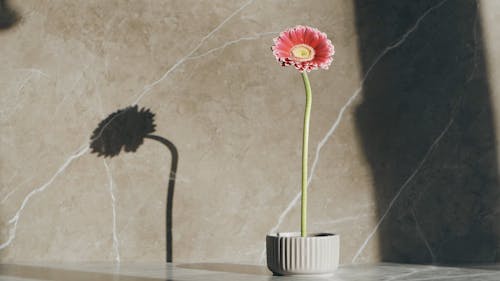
[1,0,498,265]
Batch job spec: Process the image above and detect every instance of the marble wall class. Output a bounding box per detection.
[0,0,499,266]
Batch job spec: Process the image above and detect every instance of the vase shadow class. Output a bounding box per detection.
[176,263,271,276]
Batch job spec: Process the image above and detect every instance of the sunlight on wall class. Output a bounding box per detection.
[480,0,500,174]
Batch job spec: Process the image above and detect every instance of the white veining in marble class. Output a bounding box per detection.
[0,176,34,205]
[0,69,49,120]
[186,31,279,61]
[53,65,91,116]
[411,208,436,263]
[0,145,89,250]
[131,0,256,105]
[352,95,459,262]
[103,160,120,263]
[313,213,374,226]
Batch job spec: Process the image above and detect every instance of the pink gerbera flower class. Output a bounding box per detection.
[270,25,335,238]
[272,25,334,72]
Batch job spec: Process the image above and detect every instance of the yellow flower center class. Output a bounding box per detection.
[290,44,315,62]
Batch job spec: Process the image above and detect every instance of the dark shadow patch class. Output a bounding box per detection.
[90,106,156,157]
[0,0,19,30]
[353,0,500,264]
[0,264,174,281]
[177,263,271,276]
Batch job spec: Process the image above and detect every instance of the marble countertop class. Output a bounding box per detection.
[0,262,498,281]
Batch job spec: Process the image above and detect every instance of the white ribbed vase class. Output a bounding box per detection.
[266,232,340,276]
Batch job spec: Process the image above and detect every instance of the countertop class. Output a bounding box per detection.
[0,262,498,281]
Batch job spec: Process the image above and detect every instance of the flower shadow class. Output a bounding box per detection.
[90,105,178,263]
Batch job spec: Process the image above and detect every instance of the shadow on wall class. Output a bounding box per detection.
[177,263,271,276]
[89,106,179,263]
[0,0,19,30]
[0,264,176,281]
[354,0,500,264]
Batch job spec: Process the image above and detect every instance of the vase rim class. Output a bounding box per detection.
[267,232,338,238]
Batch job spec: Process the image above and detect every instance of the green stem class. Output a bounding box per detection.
[301,71,312,237]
